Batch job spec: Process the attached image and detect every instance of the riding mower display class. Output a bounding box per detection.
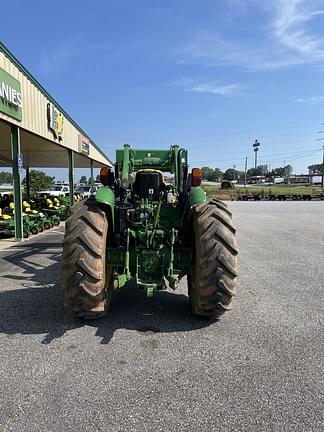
[0,207,16,237]
[32,196,61,226]
[8,201,40,236]
[0,204,30,238]
[22,199,53,233]
[0,191,72,239]
[52,197,69,220]
[26,197,56,230]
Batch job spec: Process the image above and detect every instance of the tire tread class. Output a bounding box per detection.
[62,199,111,319]
[188,200,238,318]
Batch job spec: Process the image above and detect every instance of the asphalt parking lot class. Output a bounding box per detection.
[0,202,323,432]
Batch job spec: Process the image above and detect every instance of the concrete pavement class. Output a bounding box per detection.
[0,202,323,431]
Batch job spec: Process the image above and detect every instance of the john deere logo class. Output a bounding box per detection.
[0,68,22,121]
[47,103,63,141]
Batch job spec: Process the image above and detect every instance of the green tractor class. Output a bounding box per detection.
[62,144,238,319]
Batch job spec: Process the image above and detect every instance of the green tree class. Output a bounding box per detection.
[308,163,323,174]
[247,168,256,177]
[270,167,284,177]
[224,169,235,181]
[79,175,87,184]
[95,174,101,183]
[201,167,223,181]
[224,167,245,181]
[284,164,293,176]
[201,167,213,181]
[247,165,269,177]
[270,164,293,177]
[22,170,55,195]
[0,171,13,184]
[224,168,244,181]
[213,168,224,181]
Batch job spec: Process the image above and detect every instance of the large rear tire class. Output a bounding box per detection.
[62,199,112,319]
[188,199,238,319]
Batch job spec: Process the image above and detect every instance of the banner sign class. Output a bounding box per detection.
[47,103,64,141]
[0,68,22,121]
[79,135,90,155]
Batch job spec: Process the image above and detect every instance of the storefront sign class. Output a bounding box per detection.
[47,103,63,141]
[78,135,90,155]
[0,68,22,121]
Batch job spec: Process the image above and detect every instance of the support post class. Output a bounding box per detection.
[68,149,74,206]
[90,159,94,187]
[11,126,23,240]
[26,166,30,199]
[321,146,324,189]
[244,157,248,189]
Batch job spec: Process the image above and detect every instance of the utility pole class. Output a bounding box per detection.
[244,157,248,188]
[322,146,324,189]
[283,160,286,177]
[253,139,260,170]
[233,164,236,181]
[316,127,324,188]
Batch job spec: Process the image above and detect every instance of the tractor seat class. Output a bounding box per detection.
[133,169,165,200]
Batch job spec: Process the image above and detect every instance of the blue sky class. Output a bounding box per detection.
[2,0,324,179]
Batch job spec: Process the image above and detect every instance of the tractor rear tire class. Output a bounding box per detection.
[62,199,112,319]
[188,199,238,319]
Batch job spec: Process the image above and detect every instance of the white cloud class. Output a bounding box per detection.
[174,0,324,70]
[173,79,243,96]
[39,39,112,74]
[296,95,324,103]
[271,0,324,58]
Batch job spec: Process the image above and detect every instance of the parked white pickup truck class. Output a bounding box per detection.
[75,185,97,198]
[39,184,70,197]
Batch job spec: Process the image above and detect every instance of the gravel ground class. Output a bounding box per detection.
[0,202,323,432]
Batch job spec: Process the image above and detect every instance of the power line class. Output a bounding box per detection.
[259,150,322,164]
[192,148,322,165]
[104,139,324,156]
[102,122,322,143]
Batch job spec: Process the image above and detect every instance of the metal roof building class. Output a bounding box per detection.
[0,42,112,239]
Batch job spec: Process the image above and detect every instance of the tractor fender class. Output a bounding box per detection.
[189,186,206,208]
[95,186,115,227]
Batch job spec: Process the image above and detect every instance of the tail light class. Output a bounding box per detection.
[100,167,110,186]
[191,168,202,187]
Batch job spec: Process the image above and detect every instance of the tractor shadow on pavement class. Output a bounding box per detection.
[87,280,214,344]
[0,242,215,345]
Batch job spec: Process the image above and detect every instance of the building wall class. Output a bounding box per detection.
[0,49,111,167]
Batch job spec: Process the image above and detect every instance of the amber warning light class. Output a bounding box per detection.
[191,168,202,187]
[100,167,110,186]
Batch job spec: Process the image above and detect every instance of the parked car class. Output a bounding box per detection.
[39,184,70,197]
[75,185,97,198]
